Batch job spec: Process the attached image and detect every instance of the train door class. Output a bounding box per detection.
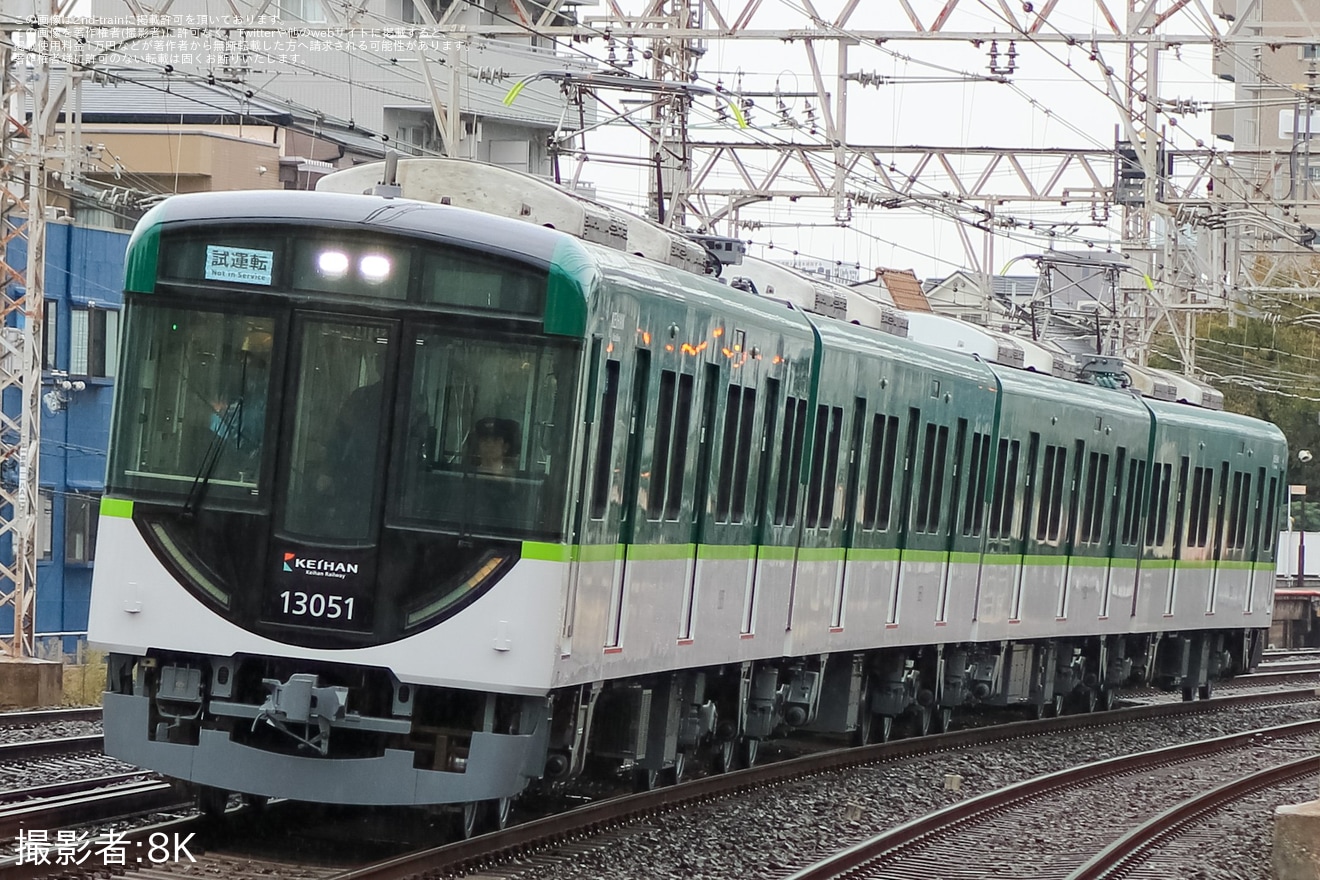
[607,349,652,649]
[677,364,722,641]
[265,315,397,631]
[564,339,625,655]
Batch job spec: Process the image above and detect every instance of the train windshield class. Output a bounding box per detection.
[108,301,277,506]
[391,327,577,538]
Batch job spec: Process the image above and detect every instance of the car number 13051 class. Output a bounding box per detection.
[278,590,356,620]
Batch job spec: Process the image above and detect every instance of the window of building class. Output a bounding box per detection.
[70,308,119,378]
[279,0,326,22]
[38,490,52,561]
[65,493,99,564]
[42,301,57,370]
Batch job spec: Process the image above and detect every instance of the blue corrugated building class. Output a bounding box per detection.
[5,221,127,655]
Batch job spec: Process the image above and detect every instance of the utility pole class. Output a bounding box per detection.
[0,9,56,659]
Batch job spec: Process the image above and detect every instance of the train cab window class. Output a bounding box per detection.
[391,330,578,539]
[108,302,277,505]
[862,413,899,532]
[281,321,394,542]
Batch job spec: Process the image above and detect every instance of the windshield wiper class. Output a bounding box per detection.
[182,398,242,519]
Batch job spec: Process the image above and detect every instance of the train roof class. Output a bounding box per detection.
[315,158,713,276]
[129,189,573,269]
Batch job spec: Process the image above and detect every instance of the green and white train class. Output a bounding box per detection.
[88,160,1287,829]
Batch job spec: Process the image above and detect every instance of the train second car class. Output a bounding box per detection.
[88,181,1286,825]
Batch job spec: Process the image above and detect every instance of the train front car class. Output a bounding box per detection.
[88,191,590,812]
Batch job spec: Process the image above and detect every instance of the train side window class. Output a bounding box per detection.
[914,422,949,533]
[1106,448,1126,547]
[843,397,866,538]
[1172,457,1191,551]
[805,405,829,529]
[1263,475,1279,552]
[1122,458,1146,545]
[753,378,781,529]
[1248,468,1265,554]
[805,405,842,529]
[1019,433,1041,542]
[664,373,694,520]
[988,438,1019,539]
[1226,470,1244,550]
[1212,463,1229,553]
[961,431,989,537]
[862,413,898,531]
[732,387,755,523]
[1036,444,1067,541]
[1080,451,1109,545]
[648,370,677,521]
[716,385,742,522]
[1062,441,1084,544]
[1145,461,1172,547]
[589,359,621,520]
[773,396,808,526]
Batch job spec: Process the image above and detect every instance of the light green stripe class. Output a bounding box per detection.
[1143,558,1176,569]
[1176,559,1218,571]
[1216,560,1255,571]
[101,497,134,519]
[948,551,981,565]
[574,544,625,563]
[797,547,844,563]
[758,545,797,561]
[521,541,573,562]
[902,549,947,564]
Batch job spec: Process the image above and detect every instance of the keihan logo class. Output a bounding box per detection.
[282,552,359,579]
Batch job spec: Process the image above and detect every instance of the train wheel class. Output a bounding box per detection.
[460,798,509,838]
[1083,687,1099,713]
[912,706,933,737]
[1099,687,1116,712]
[1181,686,1195,702]
[632,767,659,792]
[851,708,874,747]
[713,738,737,773]
[460,801,486,839]
[662,751,687,786]
[935,707,953,733]
[492,797,512,831]
[1198,679,1214,701]
[877,715,895,743]
[739,737,760,768]
[1049,694,1065,717]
